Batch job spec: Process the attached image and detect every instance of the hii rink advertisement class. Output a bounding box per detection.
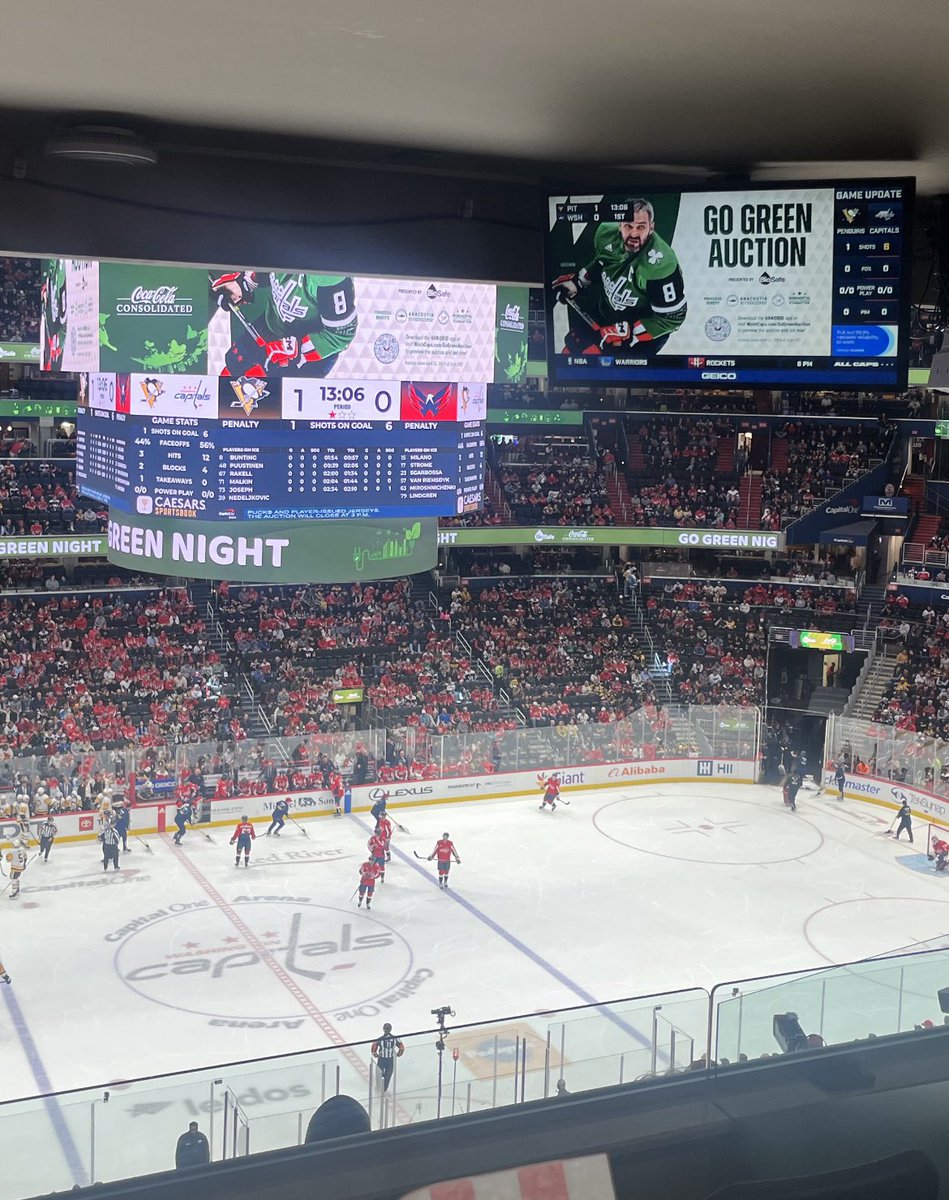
[545,179,912,389]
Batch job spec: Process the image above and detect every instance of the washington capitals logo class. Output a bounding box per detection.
[405,383,452,419]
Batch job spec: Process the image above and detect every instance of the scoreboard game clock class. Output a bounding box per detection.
[77,375,486,521]
[544,178,914,389]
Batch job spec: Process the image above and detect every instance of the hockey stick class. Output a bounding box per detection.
[133,834,153,855]
[413,851,432,862]
[290,816,310,839]
[209,274,268,350]
[393,820,410,835]
[563,295,600,332]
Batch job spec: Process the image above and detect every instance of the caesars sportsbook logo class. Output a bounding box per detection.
[111,898,431,1024]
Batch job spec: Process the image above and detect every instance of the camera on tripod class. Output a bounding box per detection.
[432,1006,455,1019]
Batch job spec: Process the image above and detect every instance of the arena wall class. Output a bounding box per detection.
[4,757,757,847]
[823,769,949,828]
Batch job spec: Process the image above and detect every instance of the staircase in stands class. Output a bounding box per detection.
[738,474,763,528]
[605,467,632,522]
[903,475,941,545]
[855,584,888,628]
[715,434,735,475]
[189,581,271,736]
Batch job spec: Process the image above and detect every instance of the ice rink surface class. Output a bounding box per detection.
[3,779,949,1193]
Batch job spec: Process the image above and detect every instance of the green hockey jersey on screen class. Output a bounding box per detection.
[244,272,358,361]
[582,224,687,339]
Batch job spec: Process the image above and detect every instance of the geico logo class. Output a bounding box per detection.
[124,928,395,982]
[701,372,737,380]
[607,765,665,778]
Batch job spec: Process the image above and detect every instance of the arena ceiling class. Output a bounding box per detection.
[0,0,947,193]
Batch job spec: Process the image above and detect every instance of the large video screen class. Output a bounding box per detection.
[35,261,499,522]
[544,179,913,389]
[76,373,486,520]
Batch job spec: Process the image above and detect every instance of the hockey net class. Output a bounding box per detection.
[926,823,949,866]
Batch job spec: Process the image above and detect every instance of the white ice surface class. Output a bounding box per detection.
[3,781,949,1197]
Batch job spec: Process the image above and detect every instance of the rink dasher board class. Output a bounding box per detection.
[2,757,757,847]
[824,768,949,830]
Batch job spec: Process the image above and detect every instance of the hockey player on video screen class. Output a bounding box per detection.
[551,199,686,358]
[211,270,357,378]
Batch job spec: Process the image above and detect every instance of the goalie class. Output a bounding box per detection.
[931,835,949,872]
[211,270,357,378]
[550,198,687,357]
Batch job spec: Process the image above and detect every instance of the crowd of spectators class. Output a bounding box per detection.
[867,603,949,746]
[496,440,617,526]
[760,423,893,530]
[645,601,768,707]
[0,258,39,342]
[439,496,507,528]
[446,577,658,726]
[627,478,739,528]
[0,460,106,535]
[635,416,732,474]
[646,579,856,615]
[0,590,243,754]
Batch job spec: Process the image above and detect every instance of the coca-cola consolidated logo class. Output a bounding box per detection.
[112,898,419,1023]
[116,286,195,315]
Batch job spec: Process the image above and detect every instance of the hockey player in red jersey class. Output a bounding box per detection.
[368,831,387,882]
[540,773,561,811]
[330,772,345,818]
[428,833,460,889]
[229,815,256,867]
[376,812,394,862]
[357,859,383,908]
[932,836,949,872]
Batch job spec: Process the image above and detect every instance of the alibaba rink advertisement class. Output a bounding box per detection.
[4,758,757,848]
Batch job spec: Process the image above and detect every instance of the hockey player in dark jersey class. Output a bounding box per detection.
[266,797,290,837]
[173,801,194,845]
[551,199,686,357]
[211,271,357,379]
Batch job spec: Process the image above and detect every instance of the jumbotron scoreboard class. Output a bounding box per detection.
[544,178,914,389]
[77,373,486,520]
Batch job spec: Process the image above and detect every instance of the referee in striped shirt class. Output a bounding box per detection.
[100,819,121,871]
[38,816,58,862]
[371,1023,404,1092]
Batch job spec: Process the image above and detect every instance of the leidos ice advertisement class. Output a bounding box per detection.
[41,263,498,383]
[544,179,913,390]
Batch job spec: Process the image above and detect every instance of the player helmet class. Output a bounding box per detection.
[443,832,449,838]
[241,814,249,821]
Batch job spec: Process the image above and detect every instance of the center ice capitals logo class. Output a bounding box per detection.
[113,899,414,1022]
[229,376,269,416]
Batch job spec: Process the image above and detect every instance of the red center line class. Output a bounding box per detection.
[173,846,411,1123]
